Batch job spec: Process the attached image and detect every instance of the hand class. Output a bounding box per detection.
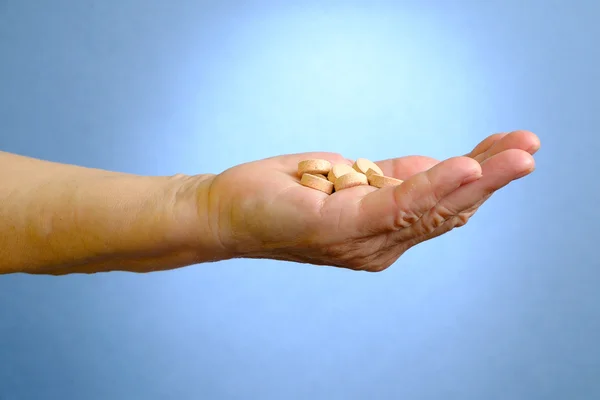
[206,130,540,272]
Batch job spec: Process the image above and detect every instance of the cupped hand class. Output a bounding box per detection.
[207,130,540,271]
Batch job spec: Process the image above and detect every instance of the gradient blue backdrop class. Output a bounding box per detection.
[0,1,598,399]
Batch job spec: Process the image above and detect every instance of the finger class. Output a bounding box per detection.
[355,156,483,235]
[395,149,535,242]
[374,155,440,180]
[413,145,537,241]
[474,130,541,163]
[466,132,508,158]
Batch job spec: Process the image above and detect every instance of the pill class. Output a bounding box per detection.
[300,173,334,194]
[297,159,332,177]
[314,173,328,180]
[365,168,380,178]
[368,174,404,188]
[353,158,383,176]
[327,164,355,183]
[334,172,368,191]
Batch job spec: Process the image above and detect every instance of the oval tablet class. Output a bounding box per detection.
[368,174,403,188]
[334,172,368,191]
[353,158,383,176]
[297,159,332,177]
[327,164,355,183]
[300,173,334,194]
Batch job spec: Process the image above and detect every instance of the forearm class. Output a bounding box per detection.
[0,151,230,274]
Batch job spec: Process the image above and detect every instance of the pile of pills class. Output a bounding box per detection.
[298,158,403,195]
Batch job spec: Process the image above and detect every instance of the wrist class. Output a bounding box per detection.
[168,173,237,264]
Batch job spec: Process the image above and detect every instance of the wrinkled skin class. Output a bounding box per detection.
[206,131,540,272]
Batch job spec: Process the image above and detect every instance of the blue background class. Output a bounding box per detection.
[0,1,598,399]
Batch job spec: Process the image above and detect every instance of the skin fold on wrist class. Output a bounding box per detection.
[170,172,238,267]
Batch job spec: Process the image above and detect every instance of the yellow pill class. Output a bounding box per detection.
[368,174,404,188]
[327,164,355,183]
[300,173,334,194]
[334,172,368,191]
[297,159,332,177]
[353,158,383,176]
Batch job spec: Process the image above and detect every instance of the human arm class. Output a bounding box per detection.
[0,130,540,275]
[0,151,229,274]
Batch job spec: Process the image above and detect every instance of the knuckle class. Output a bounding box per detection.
[391,185,423,230]
[424,203,457,232]
[435,203,456,220]
[421,213,445,234]
[394,209,419,229]
[455,213,470,227]
[411,203,457,236]
[393,176,444,231]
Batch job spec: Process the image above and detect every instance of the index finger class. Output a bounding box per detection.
[375,155,439,180]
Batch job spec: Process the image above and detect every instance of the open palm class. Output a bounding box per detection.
[208,131,540,271]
